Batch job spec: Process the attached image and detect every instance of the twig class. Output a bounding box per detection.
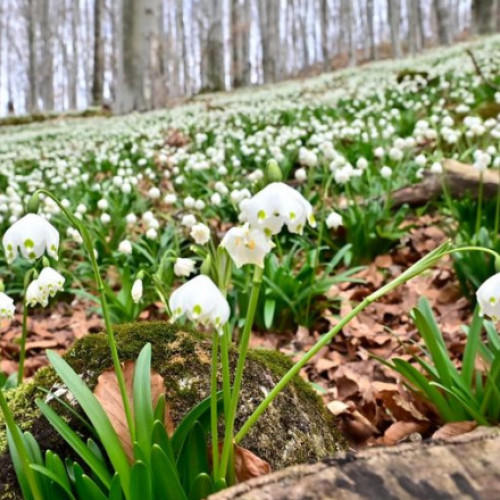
[465,48,500,92]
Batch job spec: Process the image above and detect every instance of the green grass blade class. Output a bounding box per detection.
[130,461,152,500]
[30,464,76,500]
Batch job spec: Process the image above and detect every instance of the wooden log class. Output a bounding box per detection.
[210,426,500,500]
[391,159,500,208]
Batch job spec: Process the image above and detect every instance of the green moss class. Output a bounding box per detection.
[0,322,345,499]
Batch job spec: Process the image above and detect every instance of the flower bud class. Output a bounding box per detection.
[26,193,41,214]
[265,159,283,184]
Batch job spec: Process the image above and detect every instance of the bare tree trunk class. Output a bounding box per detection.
[91,0,104,105]
[434,0,452,45]
[40,0,54,110]
[341,0,355,67]
[472,0,495,34]
[26,0,38,112]
[366,0,376,60]
[205,0,225,91]
[241,0,251,86]
[417,0,426,48]
[115,0,154,113]
[68,0,79,110]
[176,0,189,95]
[258,0,280,83]
[387,0,402,58]
[320,0,329,69]
[231,0,243,87]
[408,0,419,54]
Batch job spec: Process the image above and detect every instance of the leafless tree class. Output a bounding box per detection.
[388,0,402,59]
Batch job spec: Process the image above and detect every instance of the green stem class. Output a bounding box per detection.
[0,389,43,500]
[234,241,454,443]
[494,177,500,244]
[220,324,232,419]
[219,266,263,481]
[16,296,29,386]
[17,268,36,386]
[34,190,136,443]
[476,172,484,235]
[210,332,220,479]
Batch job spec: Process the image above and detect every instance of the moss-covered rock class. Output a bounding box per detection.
[0,322,345,499]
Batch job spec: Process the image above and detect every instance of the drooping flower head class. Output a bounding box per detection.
[476,273,500,320]
[0,292,15,319]
[169,275,230,330]
[239,182,316,236]
[220,223,274,268]
[26,267,65,307]
[2,214,59,264]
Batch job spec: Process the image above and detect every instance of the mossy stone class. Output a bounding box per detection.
[0,322,345,499]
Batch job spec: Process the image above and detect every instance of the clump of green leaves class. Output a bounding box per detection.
[379,297,500,425]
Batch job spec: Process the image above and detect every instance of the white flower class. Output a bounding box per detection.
[181,214,197,227]
[380,166,392,179]
[169,275,230,329]
[174,257,196,277]
[0,292,15,319]
[38,267,65,297]
[148,187,161,199]
[164,193,177,205]
[477,273,500,320]
[3,214,59,263]
[146,228,158,240]
[184,196,195,209]
[126,213,137,225]
[221,224,275,268]
[26,279,49,307]
[100,213,111,224]
[118,239,133,255]
[97,199,109,210]
[239,182,315,236]
[326,211,343,230]
[211,193,222,205]
[374,147,385,158]
[430,162,443,174]
[131,279,143,303]
[190,223,211,245]
[295,167,307,182]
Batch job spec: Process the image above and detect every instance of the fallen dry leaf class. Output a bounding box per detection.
[94,361,174,461]
[234,445,272,483]
[382,420,429,445]
[432,421,477,441]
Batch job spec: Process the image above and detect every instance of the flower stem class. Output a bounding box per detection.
[210,331,220,479]
[219,265,263,481]
[475,172,484,235]
[16,296,29,386]
[17,269,36,386]
[494,178,500,244]
[234,241,453,443]
[0,389,43,500]
[34,190,136,443]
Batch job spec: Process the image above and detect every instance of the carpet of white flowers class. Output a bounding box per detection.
[1,35,500,443]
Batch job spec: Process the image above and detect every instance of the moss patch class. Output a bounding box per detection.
[0,322,345,499]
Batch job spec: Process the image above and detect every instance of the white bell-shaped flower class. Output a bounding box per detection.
[26,279,49,307]
[476,273,500,320]
[38,267,65,297]
[221,224,274,268]
[0,292,15,319]
[239,182,316,236]
[169,275,230,330]
[131,279,143,303]
[2,214,59,264]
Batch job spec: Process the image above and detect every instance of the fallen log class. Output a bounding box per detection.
[210,426,500,500]
[392,159,500,208]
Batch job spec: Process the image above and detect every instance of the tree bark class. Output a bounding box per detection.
[114,0,154,113]
[387,0,402,59]
[434,0,452,45]
[408,0,419,55]
[206,0,225,91]
[210,427,500,500]
[472,0,495,34]
[366,0,376,60]
[341,0,355,67]
[258,0,280,83]
[26,0,38,112]
[68,0,79,110]
[40,0,54,110]
[91,0,104,106]
[320,0,329,69]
